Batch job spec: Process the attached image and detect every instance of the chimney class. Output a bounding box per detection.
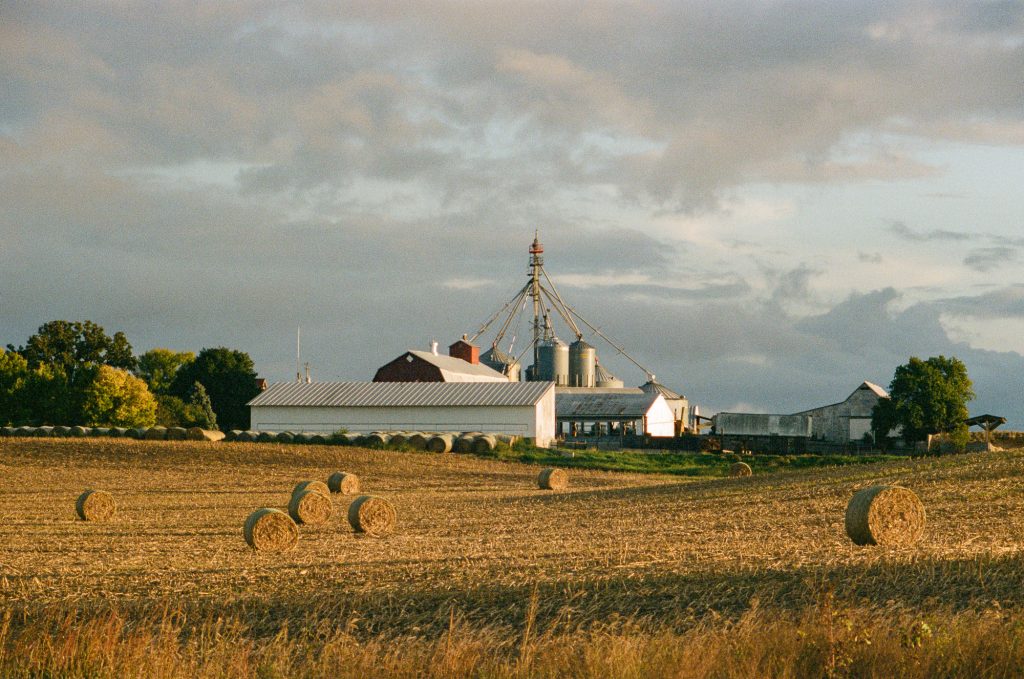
[448,337,480,364]
[430,340,439,355]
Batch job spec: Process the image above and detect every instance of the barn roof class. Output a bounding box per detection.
[556,392,665,419]
[248,381,553,408]
[406,350,509,381]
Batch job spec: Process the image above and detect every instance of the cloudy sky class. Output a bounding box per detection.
[3,1,1023,425]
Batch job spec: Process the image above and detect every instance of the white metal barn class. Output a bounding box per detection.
[248,381,556,447]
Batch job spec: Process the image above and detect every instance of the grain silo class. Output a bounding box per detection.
[480,345,521,382]
[568,339,596,387]
[595,363,624,388]
[536,337,569,386]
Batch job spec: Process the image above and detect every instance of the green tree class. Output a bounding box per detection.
[185,382,217,429]
[80,365,157,427]
[10,320,138,380]
[137,348,195,395]
[170,347,258,431]
[872,355,975,447]
[0,350,32,425]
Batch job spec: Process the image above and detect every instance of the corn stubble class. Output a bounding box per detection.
[3,437,1024,677]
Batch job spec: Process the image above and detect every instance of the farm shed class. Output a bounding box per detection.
[373,341,509,383]
[248,381,556,446]
[555,391,675,438]
[712,413,813,438]
[792,381,888,443]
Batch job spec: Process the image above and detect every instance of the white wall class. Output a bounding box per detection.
[251,392,556,447]
[645,398,676,437]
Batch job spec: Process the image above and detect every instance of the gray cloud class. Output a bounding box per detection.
[963,246,1018,272]
[887,220,972,242]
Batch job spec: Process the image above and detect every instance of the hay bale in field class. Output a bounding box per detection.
[292,480,331,498]
[243,508,299,552]
[327,471,360,495]
[126,427,146,439]
[276,431,295,443]
[255,431,276,442]
[347,495,396,537]
[186,427,225,442]
[538,467,568,490]
[52,425,70,437]
[389,432,409,447]
[729,462,753,477]
[68,425,89,437]
[310,433,328,444]
[845,485,926,547]
[364,432,391,447]
[90,427,110,437]
[293,433,315,444]
[453,434,476,453]
[165,426,186,440]
[15,426,35,436]
[224,430,242,442]
[472,434,497,453]
[0,426,14,437]
[406,432,428,450]
[144,426,167,440]
[235,430,257,443]
[76,489,115,522]
[288,489,334,526]
[426,434,454,453]
[35,426,54,437]
[110,427,128,438]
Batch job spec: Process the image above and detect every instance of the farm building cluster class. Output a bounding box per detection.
[247,236,911,450]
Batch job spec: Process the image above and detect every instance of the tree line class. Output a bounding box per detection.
[0,321,260,431]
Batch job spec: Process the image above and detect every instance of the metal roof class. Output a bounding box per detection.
[249,381,554,408]
[407,351,509,380]
[640,380,684,400]
[556,392,664,419]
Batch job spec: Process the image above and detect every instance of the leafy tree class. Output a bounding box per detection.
[872,355,974,446]
[0,350,32,425]
[137,348,195,395]
[80,365,157,427]
[186,381,217,430]
[170,347,258,431]
[9,320,138,382]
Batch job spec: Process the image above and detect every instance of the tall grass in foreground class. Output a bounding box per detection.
[3,601,1024,678]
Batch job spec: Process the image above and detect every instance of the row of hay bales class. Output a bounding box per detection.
[223,430,513,453]
[0,425,224,441]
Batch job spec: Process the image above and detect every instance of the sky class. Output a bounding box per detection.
[2,1,1023,425]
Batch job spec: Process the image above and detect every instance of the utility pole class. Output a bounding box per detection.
[529,231,544,374]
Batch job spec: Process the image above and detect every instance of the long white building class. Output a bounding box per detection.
[248,381,556,447]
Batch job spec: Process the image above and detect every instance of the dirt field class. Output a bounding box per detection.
[3,438,1024,676]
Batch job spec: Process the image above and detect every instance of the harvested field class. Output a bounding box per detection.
[3,438,1024,677]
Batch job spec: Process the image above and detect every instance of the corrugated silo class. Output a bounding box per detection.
[536,338,569,385]
[595,363,624,388]
[568,339,596,387]
[480,346,521,381]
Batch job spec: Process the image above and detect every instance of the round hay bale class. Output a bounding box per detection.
[35,426,54,437]
[52,425,71,437]
[243,508,299,552]
[426,434,454,453]
[729,462,753,477]
[406,432,428,450]
[453,434,476,453]
[90,427,110,437]
[347,495,396,537]
[165,426,187,440]
[256,431,277,443]
[69,425,90,437]
[144,426,167,441]
[236,431,256,443]
[186,427,225,441]
[328,471,360,495]
[76,489,115,522]
[0,426,14,437]
[364,432,391,447]
[310,433,328,444]
[15,426,35,436]
[293,433,315,444]
[276,431,295,443]
[224,430,242,442]
[388,432,409,447]
[292,480,330,498]
[845,485,926,547]
[538,467,568,490]
[287,489,334,526]
[110,427,128,438]
[472,434,497,453]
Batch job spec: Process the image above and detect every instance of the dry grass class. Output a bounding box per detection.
[3,438,1024,676]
